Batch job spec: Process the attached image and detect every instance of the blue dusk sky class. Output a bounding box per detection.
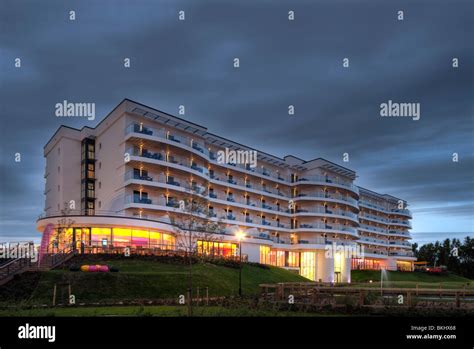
[0,0,472,245]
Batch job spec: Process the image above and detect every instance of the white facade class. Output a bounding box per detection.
[37,99,415,282]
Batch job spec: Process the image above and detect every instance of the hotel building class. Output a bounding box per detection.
[36,99,415,282]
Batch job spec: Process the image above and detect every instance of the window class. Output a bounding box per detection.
[91,227,111,246]
[269,250,285,267]
[87,163,95,178]
[260,246,270,264]
[197,241,237,258]
[300,252,316,281]
[87,182,95,197]
[287,252,299,267]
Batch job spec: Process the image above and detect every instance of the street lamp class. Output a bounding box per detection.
[236,230,245,297]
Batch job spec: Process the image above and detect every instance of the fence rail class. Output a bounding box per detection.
[260,282,474,309]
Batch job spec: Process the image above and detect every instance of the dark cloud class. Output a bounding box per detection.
[0,0,472,244]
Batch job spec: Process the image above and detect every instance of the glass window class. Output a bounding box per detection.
[300,252,316,281]
[91,227,111,246]
[112,228,131,247]
[260,245,270,264]
[287,252,300,267]
[132,229,149,247]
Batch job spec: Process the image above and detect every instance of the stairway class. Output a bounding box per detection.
[0,245,77,286]
[0,257,32,286]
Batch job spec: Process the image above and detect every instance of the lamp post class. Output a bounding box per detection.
[236,231,245,297]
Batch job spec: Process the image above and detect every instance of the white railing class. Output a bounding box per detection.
[296,175,359,194]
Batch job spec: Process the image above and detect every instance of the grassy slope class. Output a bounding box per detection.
[0,259,308,305]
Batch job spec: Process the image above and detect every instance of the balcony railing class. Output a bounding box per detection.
[296,191,358,206]
[126,124,362,194]
[296,175,359,194]
[360,213,410,226]
[296,223,358,234]
[389,241,412,247]
[358,224,387,234]
[126,123,210,157]
[389,251,415,257]
[358,237,388,245]
[125,195,153,205]
[295,206,358,220]
[359,200,412,217]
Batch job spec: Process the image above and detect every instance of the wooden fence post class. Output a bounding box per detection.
[359,290,365,306]
[52,284,57,307]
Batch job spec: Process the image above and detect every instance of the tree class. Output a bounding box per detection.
[54,202,76,253]
[413,236,474,278]
[169,185,225,316]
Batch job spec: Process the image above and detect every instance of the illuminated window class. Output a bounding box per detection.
[112,228,132,247]
[260,245,270,264]
[287,252,300,267]
[300,252,316,281]
[91,227,111,246]
[132,229,149,247]
[269,250,285,267]
[197,240,237,257]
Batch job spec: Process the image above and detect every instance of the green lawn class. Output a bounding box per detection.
[0,258,308,306]
[350,270,473,289]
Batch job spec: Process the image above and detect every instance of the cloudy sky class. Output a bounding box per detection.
[0,0,472,245]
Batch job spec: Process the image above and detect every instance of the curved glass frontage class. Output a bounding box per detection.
[47,226,176,253]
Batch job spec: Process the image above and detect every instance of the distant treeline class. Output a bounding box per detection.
[412,236,473,279]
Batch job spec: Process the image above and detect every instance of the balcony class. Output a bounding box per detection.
[124,171,154,182]
[358,224,388,234]
[389,241,412,247]
[142,149,163,161]
[389,251,415,257]
[359,200,412,217]
[126,123,210,157]
[296,175,359,195]
[294,191,359,207]
[166,179,180,187]
[132,123,153,136]
[125,195,153,205]
[294,205,359,222]
[166,200,180,208]
[358,237,388,245]
[295,223,358,235]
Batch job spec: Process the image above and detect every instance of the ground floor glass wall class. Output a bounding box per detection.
[49,226,175,252]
